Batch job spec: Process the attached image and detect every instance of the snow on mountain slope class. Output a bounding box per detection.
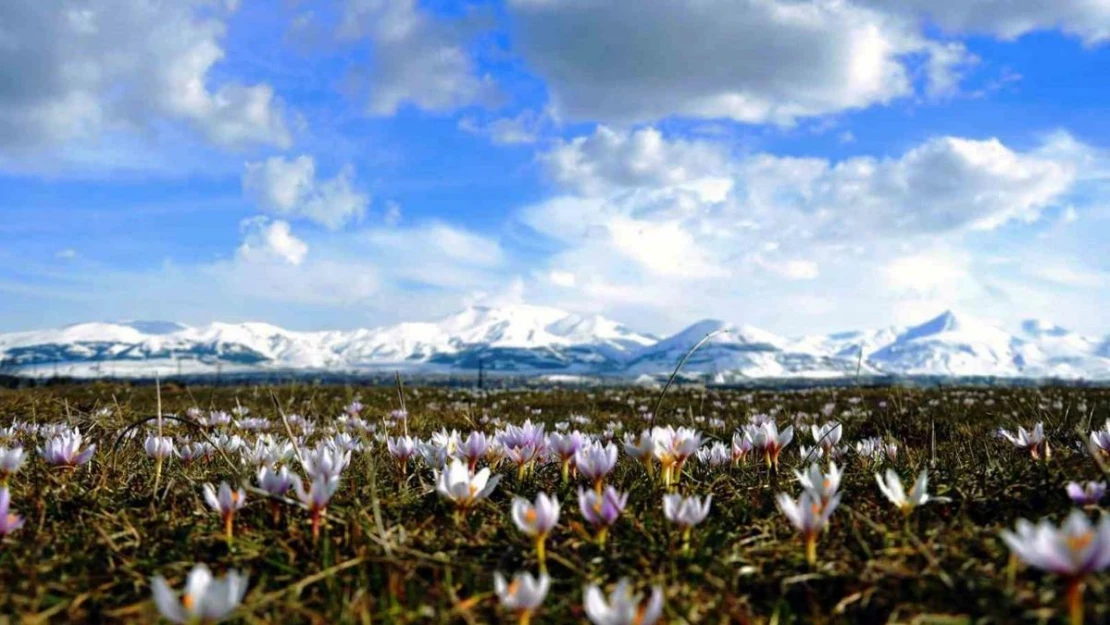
[788,327,901,362]
[0,322,150,349]
[434,304,655,350]
[1,308,1108,380]
[625,320,861,378]
[0,305,659,375]
[867,311,1022,376]
[315,305,657,368]
[1013,319,1107,378]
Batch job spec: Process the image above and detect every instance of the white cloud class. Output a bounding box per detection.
[800,136,1074,234]
[870,0,1110,44]
[216,220,504,311]
[363,222,506,289]
[35,219,508,329]
[340,0,496,115]
[883,250,971,296]
[383,201,403,226]
[508,0,958,125]
[540,126,1075,240]
[606,217,729,279]
[0,0,291,155]
[548,270,576,288]
[507,0,1110,126]
[516,126,1100,334]
[459,110,546,145]
[237,218,309,266]
[755,257,820,280]
[542,126,733,197]
[1026,261,1107,289]
[242,156,370,230]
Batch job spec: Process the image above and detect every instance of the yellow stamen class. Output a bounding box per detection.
[1066,531,1094,553]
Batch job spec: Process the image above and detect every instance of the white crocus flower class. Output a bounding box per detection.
[583,579,664,625]
[795,462,842,506]
[662,494,712,530]
[875,469,946,513]
[151,564,248,624]
[494,571,550,620]
[1002,510,1110,625]
[434,458,501,510]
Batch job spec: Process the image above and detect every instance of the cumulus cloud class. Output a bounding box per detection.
[0,0,291,155]
[869,0,1110,44]
[507,0,1110,125]
[539,126,1076,241]
[237,218,309,266]
[750,136,1075,235]
[515,126,1097,333]
[507,0,958,125]
[340,0,497,115]
[242,156,369,230]
[542,126,733,197]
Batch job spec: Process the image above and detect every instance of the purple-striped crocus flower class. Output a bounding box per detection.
[1066,481,1107,507]
[579,486,628,546]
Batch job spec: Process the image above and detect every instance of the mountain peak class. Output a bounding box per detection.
[1,308,1107,380]
[898,310,991,342]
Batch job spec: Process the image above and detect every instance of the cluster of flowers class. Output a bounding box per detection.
[0,425,99,539]
[7,397,1110,624]
[996,420,1110,624]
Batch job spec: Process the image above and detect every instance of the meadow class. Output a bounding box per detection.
[0,381,1108,624]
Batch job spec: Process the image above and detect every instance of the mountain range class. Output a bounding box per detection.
[1,305,1107,381]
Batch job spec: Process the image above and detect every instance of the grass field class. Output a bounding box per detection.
[0,382,1108,624]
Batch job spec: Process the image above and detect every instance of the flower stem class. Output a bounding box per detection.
[536,537,547,575]
[561,460,570,484]
[224,513,234,547]
[596,527,609,548]
[1066,577,1085,625]
[518,610,532,625]
[805,533,817,567]
[153,457,163,496]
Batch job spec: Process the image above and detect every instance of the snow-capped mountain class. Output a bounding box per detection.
[623,320,863,380]
[1,308,1108,381]
[867,311,1021,377]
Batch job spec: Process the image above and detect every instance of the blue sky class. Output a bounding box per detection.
[1,0,1109,337]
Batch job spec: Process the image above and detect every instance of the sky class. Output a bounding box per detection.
[1,0,1109,337]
